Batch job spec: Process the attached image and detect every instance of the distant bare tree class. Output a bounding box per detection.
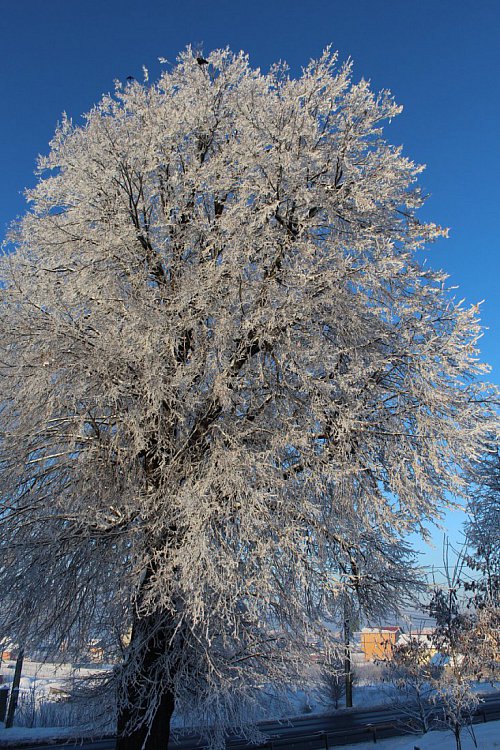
[321,651,357,710]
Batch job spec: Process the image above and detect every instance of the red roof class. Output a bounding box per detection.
[362,626,401,633]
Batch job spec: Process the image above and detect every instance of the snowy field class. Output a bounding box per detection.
[0,659,114,736]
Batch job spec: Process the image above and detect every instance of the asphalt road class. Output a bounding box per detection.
[5,691,500,750]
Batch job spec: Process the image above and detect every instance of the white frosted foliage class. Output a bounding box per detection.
[0,47,496,745]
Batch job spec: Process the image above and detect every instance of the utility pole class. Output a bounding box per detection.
[343,602,353,708]
[5,648,24,728]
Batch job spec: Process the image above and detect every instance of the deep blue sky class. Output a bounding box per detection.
[1,0,498,572]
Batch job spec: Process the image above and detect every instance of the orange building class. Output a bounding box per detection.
[360,626,402,661]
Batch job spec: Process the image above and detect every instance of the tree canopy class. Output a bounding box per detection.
[0,47,496,748]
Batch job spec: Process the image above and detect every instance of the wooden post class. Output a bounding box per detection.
[5,648,24,729]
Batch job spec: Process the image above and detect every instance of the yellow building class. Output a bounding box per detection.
[360,626,402,661]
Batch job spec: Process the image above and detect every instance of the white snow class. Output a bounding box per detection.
[337,720,500,749]
[0,720,498,748]
[0,724,84,744]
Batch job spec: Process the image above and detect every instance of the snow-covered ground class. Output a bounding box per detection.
[0,724,89,745]
[0,720,499,749]
[0,659,114,737]
[339,721,499,749]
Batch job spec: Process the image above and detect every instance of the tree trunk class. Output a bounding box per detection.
[116,686,174,750]
[116,603,180,750]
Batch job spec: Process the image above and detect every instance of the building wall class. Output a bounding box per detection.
[360,629,400,661]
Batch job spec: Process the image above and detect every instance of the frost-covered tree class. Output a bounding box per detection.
[0,48,496,749]
[382,633,434,734]
[465,446,500,607]
[428,545,499,750]
[429,586,481,750]
[321,652,348,710]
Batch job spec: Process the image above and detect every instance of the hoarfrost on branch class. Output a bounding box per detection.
[0,47,496,747]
